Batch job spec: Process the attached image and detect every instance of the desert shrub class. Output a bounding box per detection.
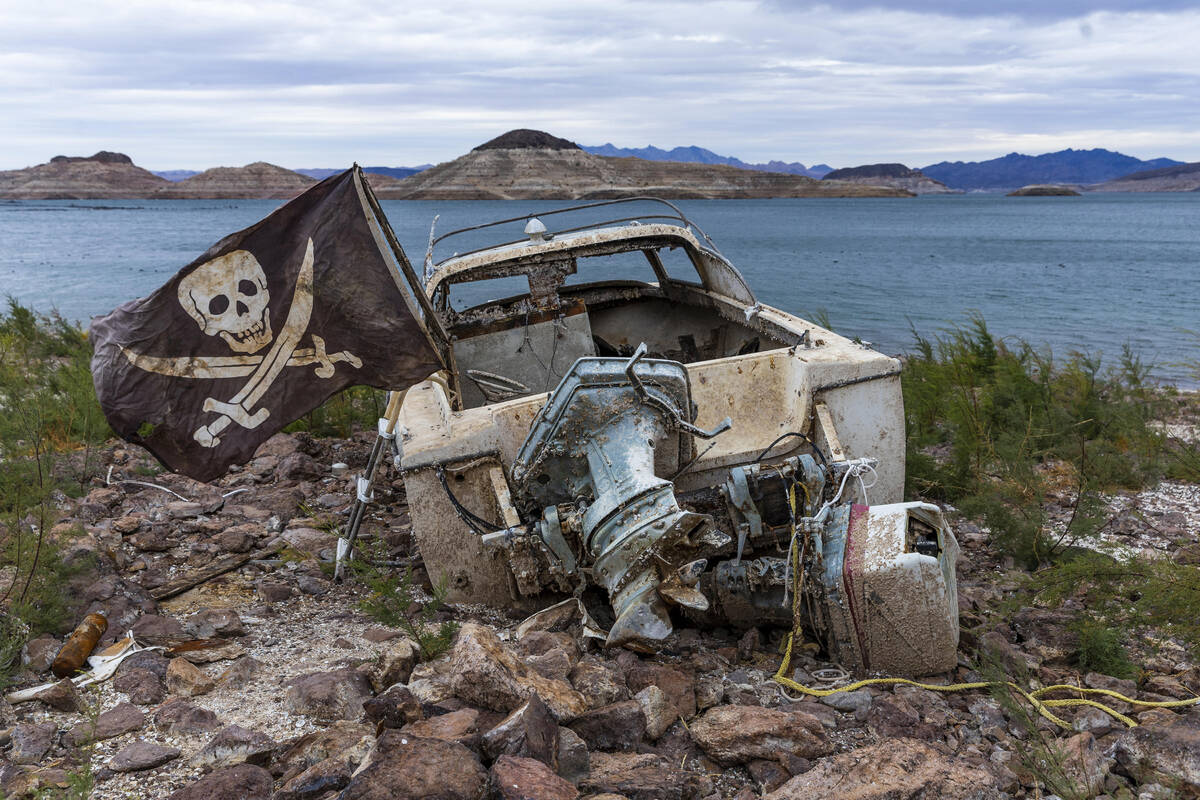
[0,302,111,662]
[1072,619,1138,680]
[284,385,385,438]
[903,314,1165,567]
[1031,550,1200,659]
[352,541,458,660]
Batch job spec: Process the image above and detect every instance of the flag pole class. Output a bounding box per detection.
[335,388,405,582]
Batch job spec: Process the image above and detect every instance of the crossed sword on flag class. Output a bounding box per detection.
[121,239,362,448]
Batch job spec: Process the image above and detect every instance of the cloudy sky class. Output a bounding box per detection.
[2,0,1198,170]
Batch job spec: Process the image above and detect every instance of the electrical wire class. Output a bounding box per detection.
[436,466,505,535]
[754,431,829,470]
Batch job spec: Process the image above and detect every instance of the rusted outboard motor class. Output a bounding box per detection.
[509,344,731,649]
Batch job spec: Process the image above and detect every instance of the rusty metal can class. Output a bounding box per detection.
[50,613,108,678]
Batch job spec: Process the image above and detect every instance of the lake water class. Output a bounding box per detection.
[1,193,1197,384]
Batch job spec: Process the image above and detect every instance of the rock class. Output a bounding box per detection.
[967,698,1006,741]
[527,649,573,681]
[186,608,247,638]
[1113,708,1200,790]
[273,720,373,783]
[277,452,323,482]
[256,433,301,458]
[112,515,145,534]
[116,649,170,679]
[517,630,580,663]
[635,685,675,740]
[556,726,590,783]
[817,688,872,719]
[695,673,724,711]
[167,764,273,800]
[275,735,372,800]
[625,663,696,722]
[1138,708,1179,726]
[363,684,424,730]
[1084,671,1137,698]
[338,732,487,800]
[166,657,215,697]
[256,578,293,602]
[449,623,587,722]
[286,668,373,722]
[765,738,1002,799]
[369,637,419,692]
[1058,731,1112,796]
[364,627,402,643]
[216,656,260,689]
[113,666,166,705]
[109,740,181,772]
[1072,705,1115,736]
[154,697,221,734]
[579,751,697,800]
[34,678,82,712]
[401,708,491,754]
[979,630,1027,675]
[176,638,247,664]
[689,705,828,766]
[131,528,173,552]
[748,759,791,792]
[70,702,145,744]
[11,722,56,764]
[281,526,334,555]
[132,614,186,645]
[490,755,578,800]
[21,636,60,673]
[867,695,937,741]
[569,660,630,709]
[194,724,276,769]
[213,525,259,553]
[482,694,559,767]
[296,574,329,596]
[1145,673,1190,699]
[167,501,205,519]
[568,699,646,751]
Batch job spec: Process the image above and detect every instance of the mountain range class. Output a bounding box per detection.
[152,166,430,182]
[582,143,832,178]
[920,148,1182,191]
[369,129,908,200]
[5,135,1197,200]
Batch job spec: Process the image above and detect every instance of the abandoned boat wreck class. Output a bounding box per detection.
[378,197,960,675]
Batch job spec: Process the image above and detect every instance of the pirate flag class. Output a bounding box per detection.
[90,166,445,482]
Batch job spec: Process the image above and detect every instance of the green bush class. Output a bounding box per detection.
[284,385,385,438]
[903,314,1164,567]
[352,540,458,661]
[1072,618,1138,680]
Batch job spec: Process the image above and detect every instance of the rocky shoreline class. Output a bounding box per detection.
[0,416,1196,799]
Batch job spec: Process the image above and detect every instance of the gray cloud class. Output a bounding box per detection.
[1,0,1197,169]
[768,0,1200,18]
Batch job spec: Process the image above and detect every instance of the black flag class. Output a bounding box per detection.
[90,167,444,481]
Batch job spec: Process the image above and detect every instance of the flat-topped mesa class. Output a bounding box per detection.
[822,163,958,195]
[823,163,920,180]
[151,162,316,200]
[1088,161,1200,193]
[1007,184,1082,196]
[49,151,134,165]
[0,151,167,199]
[377,131,913,200]
[473,129,582,151]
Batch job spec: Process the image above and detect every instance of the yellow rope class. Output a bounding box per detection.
[770,482,1200,729]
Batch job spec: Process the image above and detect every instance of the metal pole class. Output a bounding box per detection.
[334,389,405,582]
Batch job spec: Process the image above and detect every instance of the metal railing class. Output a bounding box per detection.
[422,196,724,275]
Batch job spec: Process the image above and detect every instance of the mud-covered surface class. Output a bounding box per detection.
[2,411,1200,799]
